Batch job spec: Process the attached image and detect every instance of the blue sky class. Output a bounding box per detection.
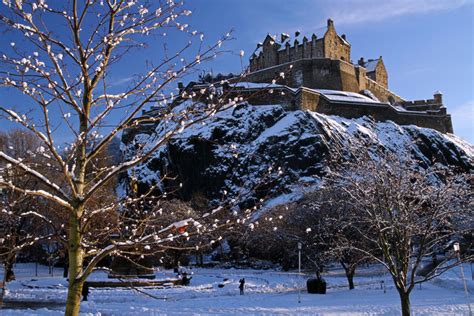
[0,0,473,143]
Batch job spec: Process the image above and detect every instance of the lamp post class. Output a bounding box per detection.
[454,242,472,316]
[298,242,302,304]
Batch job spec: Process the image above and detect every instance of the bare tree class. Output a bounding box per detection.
[294,190,372,289]
[328,150,473,316]
[247,193,370,290]
[0,1,264,314]
[0,130,61,303]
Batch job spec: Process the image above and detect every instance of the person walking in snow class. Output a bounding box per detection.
[82,282,90,301]
[239,278,245,295]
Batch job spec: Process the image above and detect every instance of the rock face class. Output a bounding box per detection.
[121,102,473,208]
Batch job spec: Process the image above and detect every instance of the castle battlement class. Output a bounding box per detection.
[250,19,351,73]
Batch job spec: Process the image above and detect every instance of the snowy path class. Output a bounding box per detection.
[0,263,472,315]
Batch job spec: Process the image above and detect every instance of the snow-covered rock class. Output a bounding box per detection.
[121,102,473,208]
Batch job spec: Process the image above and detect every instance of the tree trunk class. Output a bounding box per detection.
[5,258,15,282]
[65,279,84,316]
[64,208,84,316]
[0,260,9,305]
[63,260,69,279]
[398,290,411,316]
[66,112,87,316]
[315,269,322,281]
[195,251,203,267]
[346,270,355,290]
[340,262,355,289]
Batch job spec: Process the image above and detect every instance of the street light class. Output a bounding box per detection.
[298,242,302,304]
[453,242,472,316]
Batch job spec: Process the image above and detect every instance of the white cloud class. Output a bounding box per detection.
[109,76,134,87]
[450,99,474,144]
[322,0,471,26]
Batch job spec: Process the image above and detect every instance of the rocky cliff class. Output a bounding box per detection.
[121,101,473,209]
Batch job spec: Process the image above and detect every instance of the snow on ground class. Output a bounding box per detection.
[1,263,473,315]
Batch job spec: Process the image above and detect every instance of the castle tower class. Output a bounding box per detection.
[322,18,351,61]
[261,34,279,68]
[434,91,443,104]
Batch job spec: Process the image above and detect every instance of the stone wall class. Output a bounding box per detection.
[225,86,298,110]
[338,60,361,93]
[298,88,320,112]
[297,89,453,133]
[365,77,402,103]
[401,98,443,111]
[243,58,403,104]
[186,82,453,134]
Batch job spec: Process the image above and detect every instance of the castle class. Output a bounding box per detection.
[238,19,452,133]
[143,19,453,134]
[248,19,391,96]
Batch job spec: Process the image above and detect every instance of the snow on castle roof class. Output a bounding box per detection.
[364,59,379,72]
[230,82,383,104]
[310,89,382,104]
[230,82,296,92]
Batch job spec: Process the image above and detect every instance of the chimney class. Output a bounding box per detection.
[358,57,365,66]
[327,18,334,28]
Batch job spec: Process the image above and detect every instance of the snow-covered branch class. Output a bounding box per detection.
[0,151,70,202]
[0,180,71,209]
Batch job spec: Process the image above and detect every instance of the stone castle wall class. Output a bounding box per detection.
[364,77,401,103]
[274,38,325,66]
[303,90,453,133]
[243,58,402,103]
[222,86,453,134]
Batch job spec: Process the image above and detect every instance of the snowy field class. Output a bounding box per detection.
[1,263,473,315]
